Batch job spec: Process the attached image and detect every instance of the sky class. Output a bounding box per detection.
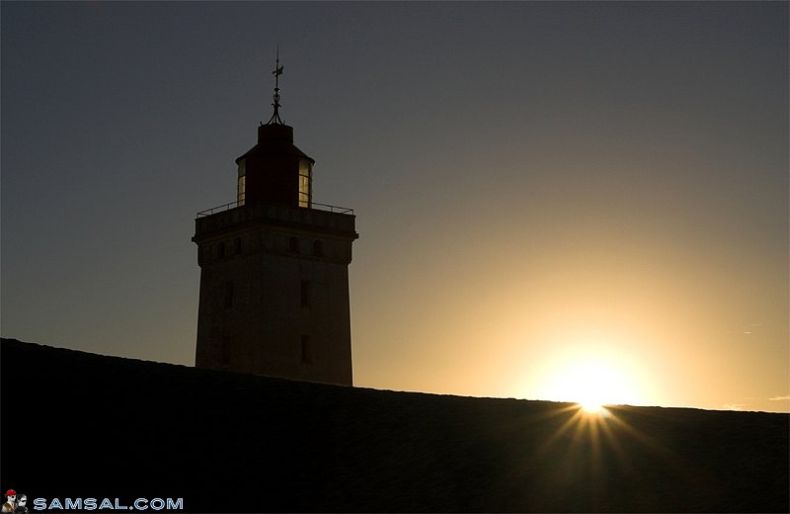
[2,1,787,413]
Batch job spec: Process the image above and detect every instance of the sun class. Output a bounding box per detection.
[579,399,606,414]
[537,353,641,410]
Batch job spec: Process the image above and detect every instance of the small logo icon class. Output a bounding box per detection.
[2,490,27,514]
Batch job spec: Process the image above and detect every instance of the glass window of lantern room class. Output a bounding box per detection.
[298,159,312,208]
[237,159,246,205]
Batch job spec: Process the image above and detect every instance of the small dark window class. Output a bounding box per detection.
[300,280,311,308]
[289,237,299,253]
[234,237,242,255]
[313,240,323,257]
[300,335,312,364]
[217,242,226,258]
[220,336,231,366]
[224,281,234,309]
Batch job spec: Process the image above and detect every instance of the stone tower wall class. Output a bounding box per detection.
[194,203,356,385]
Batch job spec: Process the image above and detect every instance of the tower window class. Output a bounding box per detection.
[224,281,234,309]
[300,280,311,308]
[220,336,231,366]
[313,240,323,257]
[234,237,242,255]
[289,237,299,253]
[237,175,246,206]
[237,158,246,206]
[298,159,312,208]
[218,242,226,258]
[300,335,312,364]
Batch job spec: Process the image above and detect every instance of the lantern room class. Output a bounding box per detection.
[235,122,314,208]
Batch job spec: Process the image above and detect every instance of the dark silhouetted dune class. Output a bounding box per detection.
[1,338,787,512]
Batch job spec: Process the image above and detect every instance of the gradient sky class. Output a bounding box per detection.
[2,1,787,412]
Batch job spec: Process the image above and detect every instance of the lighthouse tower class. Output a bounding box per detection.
[193,56,357,385]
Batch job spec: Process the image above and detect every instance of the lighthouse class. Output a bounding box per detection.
[193,55,357,385]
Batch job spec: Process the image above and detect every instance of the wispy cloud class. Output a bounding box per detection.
[722,403,746,411]
[768,395,790,401]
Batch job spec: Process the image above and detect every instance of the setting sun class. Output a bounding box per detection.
[534,348,646,409]
[579,400,607,414]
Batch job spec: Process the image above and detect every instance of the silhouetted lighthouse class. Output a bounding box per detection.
[193,55,357,385]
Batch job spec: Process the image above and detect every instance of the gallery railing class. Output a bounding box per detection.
[197,199,354,218]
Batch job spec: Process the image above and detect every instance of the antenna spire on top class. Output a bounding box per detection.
[267,45,285,125]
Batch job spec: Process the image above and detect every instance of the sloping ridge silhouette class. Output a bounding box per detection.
[1,338,787,513]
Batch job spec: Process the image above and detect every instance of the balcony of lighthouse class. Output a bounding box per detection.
[194,198,356,239]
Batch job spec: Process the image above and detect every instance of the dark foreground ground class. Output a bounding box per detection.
[1,338,787,513]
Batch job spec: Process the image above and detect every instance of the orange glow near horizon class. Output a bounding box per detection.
[580,401,608,415]
[533,347,648,408]
[353,208,788,413]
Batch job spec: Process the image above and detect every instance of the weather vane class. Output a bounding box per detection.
[267,46,284,125]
